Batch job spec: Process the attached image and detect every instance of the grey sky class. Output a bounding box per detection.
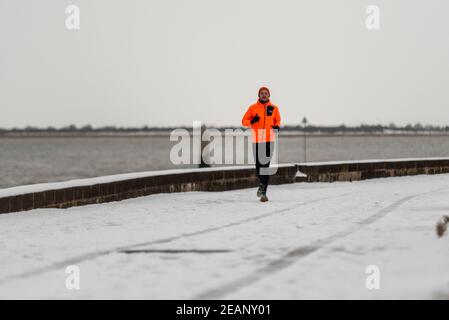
[0,0,448,128]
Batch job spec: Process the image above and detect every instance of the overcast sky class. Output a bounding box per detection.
[0,0,448,128]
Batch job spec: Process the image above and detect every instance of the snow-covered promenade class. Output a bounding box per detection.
[1,173,449,299]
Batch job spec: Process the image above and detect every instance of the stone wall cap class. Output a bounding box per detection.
[297,157,449,167]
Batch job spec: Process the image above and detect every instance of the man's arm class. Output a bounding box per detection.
[242,106,255,127]
[274,107,281,127]
[271,107,281,131]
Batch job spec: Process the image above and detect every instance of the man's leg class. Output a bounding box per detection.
[253,142,274,199]
[252,143,261,181]
[252,143,263,197]
[259,142,274,192]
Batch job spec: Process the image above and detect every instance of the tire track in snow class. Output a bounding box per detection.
[0,190,357,285]
[195,186,449,299]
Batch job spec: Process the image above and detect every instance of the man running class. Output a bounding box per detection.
[241,87,281,202]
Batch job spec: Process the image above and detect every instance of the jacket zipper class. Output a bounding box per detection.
[263,104,266,132]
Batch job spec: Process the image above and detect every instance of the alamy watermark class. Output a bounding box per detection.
[365,5,380,30]
[65,5,80,30]
[65,265,80,290]
[365,265,380,290]
[170,121,279,175]
[64,5,380,32]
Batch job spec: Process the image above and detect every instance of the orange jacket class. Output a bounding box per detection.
[242,100,281,143]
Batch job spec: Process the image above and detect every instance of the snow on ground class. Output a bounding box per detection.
[0,174,449,299]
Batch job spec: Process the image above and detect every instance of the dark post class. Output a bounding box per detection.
[199,124,210,168]
[302,117,308,163]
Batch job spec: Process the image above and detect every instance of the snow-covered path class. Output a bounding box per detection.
[1,174,449,299]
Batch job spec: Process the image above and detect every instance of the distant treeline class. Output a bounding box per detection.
[1,123,449,135]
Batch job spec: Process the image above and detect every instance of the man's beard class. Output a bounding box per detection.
[259,98,269,103]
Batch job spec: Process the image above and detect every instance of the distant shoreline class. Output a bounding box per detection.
[1,132,449,138]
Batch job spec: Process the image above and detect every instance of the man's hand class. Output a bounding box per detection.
[272,125,280,131]
[250,114,260,124]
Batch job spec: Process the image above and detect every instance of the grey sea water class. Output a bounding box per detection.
[1,135,449,189]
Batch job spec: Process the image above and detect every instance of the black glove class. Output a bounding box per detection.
[272,125,280,131]
[250,114,260,124]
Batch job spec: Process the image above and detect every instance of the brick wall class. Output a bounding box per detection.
[1,158,449,214]
[0,166,297,214]
[297,158,449,182]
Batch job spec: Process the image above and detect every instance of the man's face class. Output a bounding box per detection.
[259,90,270,102]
